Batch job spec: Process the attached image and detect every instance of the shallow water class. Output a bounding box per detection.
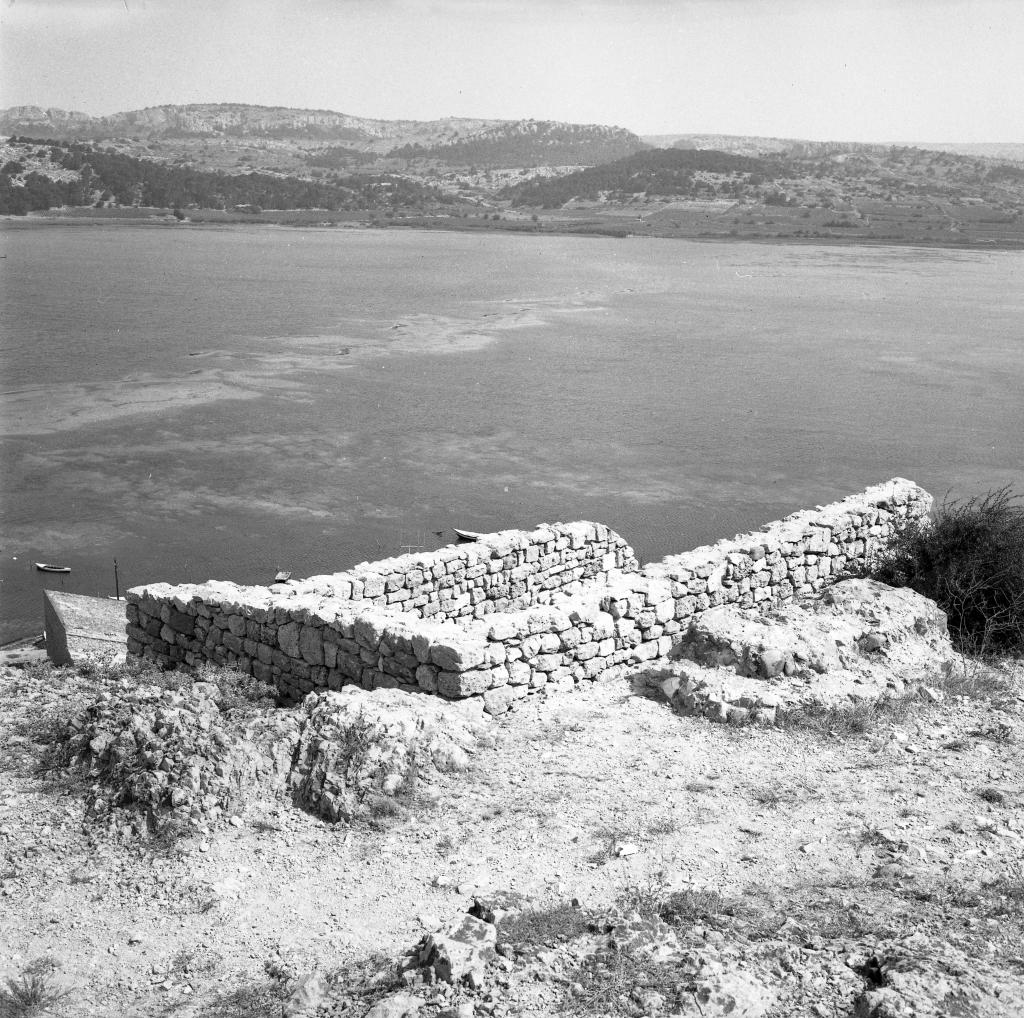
[1,223,1022,643]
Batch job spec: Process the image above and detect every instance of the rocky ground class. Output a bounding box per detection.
[1,585,1023,1018]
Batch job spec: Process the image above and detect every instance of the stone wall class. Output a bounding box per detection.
[125,478,931,715]
[267,520,635,622]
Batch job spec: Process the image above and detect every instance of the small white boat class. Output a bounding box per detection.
[35,562,71,573]
[452,528,482,542]
[274,570,292,582]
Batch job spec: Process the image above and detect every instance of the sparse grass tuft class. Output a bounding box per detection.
[657,888,727,929]
[563,950,691,1017]
[778,692,919,738]
[749,782,798,810]
[144,816,195,857]
[683,779,715,794]
[587,835,618,866]
[978,786,1007,806]
[987,861,1024,918]
[616,877,729,932]
[0,958,69,1016]
[645,816,680,837]
[199,664,278,718]
[498,902,590,947]
[929,658,1019,700]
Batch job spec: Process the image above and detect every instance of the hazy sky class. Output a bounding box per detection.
[2,0,1022,142]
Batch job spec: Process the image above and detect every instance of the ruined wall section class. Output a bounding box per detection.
[294,520,638,621]
[125,479,931,715]
[125,521,636,699]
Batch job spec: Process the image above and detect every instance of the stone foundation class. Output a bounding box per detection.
[125,478,931,715]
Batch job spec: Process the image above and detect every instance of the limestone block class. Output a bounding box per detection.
[437,668,490,698]
[632,640,659,662]
[483,686,514,716]
[507,661,531,685]
[487,614,520,639]
[353,615,389,651]
[275,621,299,659]
[519,634,542,658]
[298,625,324,666]
[429,637,486,673]
[415,664,438,692]
[559,627,581,650]
[361,574,385,598]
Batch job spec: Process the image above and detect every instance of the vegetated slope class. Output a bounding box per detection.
[500,147,775,206]
[0,138,449,215]
[386,119,646,168]
[501,144,1024,211]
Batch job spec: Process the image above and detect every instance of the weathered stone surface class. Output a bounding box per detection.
[429,638,486,673]
[645,578,956,725]
[853,940,1024,1018]
[421,914,498,988]
[681,966,774,1017]
[483,686,514,716]
[364,992,427,1018]
[289,688,484,822]
[278,621,301,658]
[282,972,331,1017]
[61,680,299,834]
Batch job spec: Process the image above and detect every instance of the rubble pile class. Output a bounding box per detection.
[62,682,486,834]
[289,687,489,823]
[64,681,285,835]
[645,578,956,724]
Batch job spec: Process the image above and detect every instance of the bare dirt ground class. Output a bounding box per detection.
[1,651,1022,1018]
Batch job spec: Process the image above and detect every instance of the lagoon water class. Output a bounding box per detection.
[1,222,1022,643]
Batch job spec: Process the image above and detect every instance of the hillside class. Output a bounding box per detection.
[4,108,1022,244]
[497,144,1024,246]
[0,104,644,174]
[642,133,1024,163]
[501,147,772,206]
[385,119,645,168]
[503,144,1024,208]
[0,138,451,216]
[0,103,502,151]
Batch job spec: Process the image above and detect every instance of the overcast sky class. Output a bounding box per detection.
[2,0,1022,142]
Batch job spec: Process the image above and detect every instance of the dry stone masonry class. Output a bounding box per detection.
[126,479,931,716]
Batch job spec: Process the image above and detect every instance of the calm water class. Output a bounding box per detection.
[1,223,1022,643]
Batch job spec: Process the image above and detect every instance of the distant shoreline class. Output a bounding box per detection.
[4,209,1023,251]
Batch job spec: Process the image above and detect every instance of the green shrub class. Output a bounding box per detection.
[868,486,1024,655]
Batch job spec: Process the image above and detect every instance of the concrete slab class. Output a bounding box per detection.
[44,591,127,666]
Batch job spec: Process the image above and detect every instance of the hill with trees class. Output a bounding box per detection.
[500,144,1024,210]
[0,105,643,173]
[385,119,645,168]
[500,148,774,206]
[0,138,450,215]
